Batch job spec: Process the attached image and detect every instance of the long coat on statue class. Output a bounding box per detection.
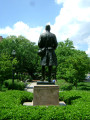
[38,31,58,66]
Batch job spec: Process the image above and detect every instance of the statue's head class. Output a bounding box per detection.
[45,25,51,31]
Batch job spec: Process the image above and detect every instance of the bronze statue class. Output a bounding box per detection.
[38,25,58,82]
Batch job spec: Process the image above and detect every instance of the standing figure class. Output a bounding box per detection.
[38,25,58,82]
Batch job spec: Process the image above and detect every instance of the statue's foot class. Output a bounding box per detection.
[40,78,44,81]
[49,81,51,82]
[48,78,51,82]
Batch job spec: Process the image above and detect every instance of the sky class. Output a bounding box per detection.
[0,0,90,56]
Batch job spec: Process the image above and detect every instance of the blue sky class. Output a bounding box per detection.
[0,0,90,56]
[0,0,61,27]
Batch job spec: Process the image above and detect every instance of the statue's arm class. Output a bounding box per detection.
[38,36,42,48]
[53,35,58,50]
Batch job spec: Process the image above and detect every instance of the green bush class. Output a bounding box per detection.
[56,79,73,90]
[59,91,90,120]
[4,79,25,90]
[0,90,90,120]
[76,82,90,91]
[56,79,90,91]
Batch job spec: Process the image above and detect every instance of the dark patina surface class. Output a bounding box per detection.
[38,25,58,82]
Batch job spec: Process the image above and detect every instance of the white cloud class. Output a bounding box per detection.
[0,21,43,44]
[0,0,90,57]
[86,48,90,57]
[84,36,90,57]
[55,0,64,4]
[54,0,90,56]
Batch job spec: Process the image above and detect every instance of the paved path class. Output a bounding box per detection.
[84,79,90,82]
[24,82,37,93]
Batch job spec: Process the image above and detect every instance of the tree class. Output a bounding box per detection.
[0,35,39,79]
[56,39,89,86]
[88,57,90,73]
[0,52,17,85]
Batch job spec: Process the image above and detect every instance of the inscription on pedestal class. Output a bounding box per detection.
[33,85,59,106]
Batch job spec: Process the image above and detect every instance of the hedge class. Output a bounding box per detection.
[4,79,25,90]
[0,90,90,120]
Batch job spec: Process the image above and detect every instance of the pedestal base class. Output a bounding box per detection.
[37,81,55,85]
[33,85,59,106]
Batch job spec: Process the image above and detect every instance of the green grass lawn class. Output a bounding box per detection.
[0,80,90,120]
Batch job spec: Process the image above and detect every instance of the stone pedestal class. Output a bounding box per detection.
[33,85,59,106]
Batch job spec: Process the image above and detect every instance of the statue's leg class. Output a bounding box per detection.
[48,66,52,82]
[55,66,57,80]
[42,66,45,81]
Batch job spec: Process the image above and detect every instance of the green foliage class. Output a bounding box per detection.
[0,53,18,86]
[88,57,90,72]
[60,90,90,120]
[56,79,90,91]
[4,79,25,90]
[0,90,90,120]
[56,39,89,86]
[0,53,12,82]
[56,79,73,90]
[24,74,32,82]
[17,73,32,82]
[0,35,39,79]
[76,82,90,91]
[0,36,90,85]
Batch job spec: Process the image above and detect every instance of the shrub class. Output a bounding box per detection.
[4,79,25,90]
[76,82,90,91]
[56,79,73,90]
[59,90,90,120]
[0,90,90,120]
[56,79,90,91]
